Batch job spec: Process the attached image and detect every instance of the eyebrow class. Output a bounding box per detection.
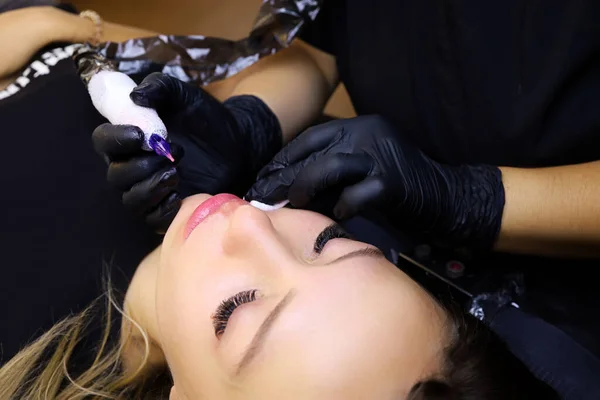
[328,246,386,264]
[233,247,384,377]
[234,289,295,376]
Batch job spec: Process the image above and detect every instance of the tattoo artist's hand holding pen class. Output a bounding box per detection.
[92,73,282,233]
[246,115,506,250]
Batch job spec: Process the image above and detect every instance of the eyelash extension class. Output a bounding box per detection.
[212,289,259,338]
[313,223,354,254]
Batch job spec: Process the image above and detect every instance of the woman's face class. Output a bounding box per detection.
[157,194,448,400]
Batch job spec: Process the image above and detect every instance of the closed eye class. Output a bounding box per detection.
[212,290,259,338]
[313,223,354,254]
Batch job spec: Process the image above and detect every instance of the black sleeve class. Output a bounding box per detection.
[297,0,345,55]
[54,2,78,13]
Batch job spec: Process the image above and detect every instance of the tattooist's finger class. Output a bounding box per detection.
[122,166,180,214]
[288,153,373,208]
[107,152,172,191]
[333,175,387,220]
[92,123,145,160]
[146,192,182,234]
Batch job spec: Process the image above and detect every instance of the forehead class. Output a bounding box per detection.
[234,258,446,398]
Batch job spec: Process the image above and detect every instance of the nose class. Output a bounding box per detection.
[221,204,282,258]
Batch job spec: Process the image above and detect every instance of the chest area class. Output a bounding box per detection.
[0,44,84,102]
[336,0,600,165]
[339,1,530,118]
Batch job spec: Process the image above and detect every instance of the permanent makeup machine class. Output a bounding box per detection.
[73,45,174,162]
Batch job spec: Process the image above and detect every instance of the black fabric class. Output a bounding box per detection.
[489,307,600,400]
[0,0,57,13]
[301,0,600,168]
[0,43,160,365]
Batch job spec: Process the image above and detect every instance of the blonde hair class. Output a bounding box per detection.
[0,280,170,399]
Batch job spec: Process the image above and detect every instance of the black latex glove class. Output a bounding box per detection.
[92,72,282,233]
[246,115,505,249]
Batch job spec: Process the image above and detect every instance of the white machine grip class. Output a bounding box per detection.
[87,70,167,151]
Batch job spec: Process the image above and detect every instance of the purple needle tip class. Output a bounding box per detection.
[149,134,175,162]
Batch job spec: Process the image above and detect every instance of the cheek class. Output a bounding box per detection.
[154,265,223,396]
[293,266,411,362]
[288,295,421,395]
[246,276,395,394]
[155,251,215,358]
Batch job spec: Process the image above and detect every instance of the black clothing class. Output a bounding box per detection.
[0,42,160,364]
[301,0,600,167]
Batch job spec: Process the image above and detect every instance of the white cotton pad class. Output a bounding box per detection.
[249,200,290,211]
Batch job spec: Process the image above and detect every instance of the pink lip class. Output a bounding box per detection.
[184,194,246,239]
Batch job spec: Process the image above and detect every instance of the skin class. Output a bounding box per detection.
[0,6,229,97]
[126,194,449,400]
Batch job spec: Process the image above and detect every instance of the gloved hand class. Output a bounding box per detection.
[93,72,282,233]
[246,115,505,249]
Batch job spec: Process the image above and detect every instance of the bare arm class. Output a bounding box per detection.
[55,10,158,43]
[206,39,339,143]
[0,6,156,79]
[0,7,57,78]
[495,161,600,257]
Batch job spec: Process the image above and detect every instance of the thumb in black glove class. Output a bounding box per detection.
[246,115,505,249]
[93,72,282,232]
